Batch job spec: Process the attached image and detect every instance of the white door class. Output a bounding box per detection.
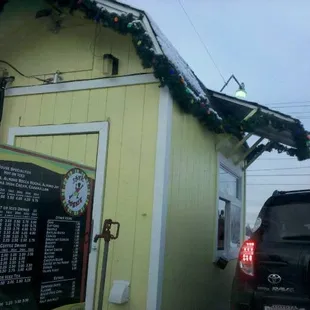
[7,122,109,310]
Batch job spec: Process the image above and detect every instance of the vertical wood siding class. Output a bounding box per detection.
[162,104,237,310]
[0,3,152,87]
[0,83,160,310]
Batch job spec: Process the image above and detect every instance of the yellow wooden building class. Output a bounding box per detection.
[0,0,309,309]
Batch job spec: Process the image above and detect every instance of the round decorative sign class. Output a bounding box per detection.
[61,168,91,217]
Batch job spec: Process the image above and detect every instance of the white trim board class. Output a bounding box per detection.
[7,122,109,310]
[5,73,158,97]
[147,86,173,310]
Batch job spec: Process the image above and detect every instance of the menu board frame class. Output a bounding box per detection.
[0,144,96,309]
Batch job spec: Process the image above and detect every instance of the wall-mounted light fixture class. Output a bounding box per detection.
[103,54,119,76]
[220,74,247,99]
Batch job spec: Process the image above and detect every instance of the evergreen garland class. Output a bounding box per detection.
[37,0,310,161]
[77,0,224,134]
[239,109,310,161]
[246,141,302,164]
[0,0,8,13]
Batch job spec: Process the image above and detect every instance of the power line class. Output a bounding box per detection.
[284,115,310,119]
[268,100,310,106]
[286,115,310,119]
[257,158,297,160]
[247,183,309,186]
[177,0,226,84]
[270,104,310,109]
[248,166,310,171]
[284,114,310,119]
[175,1,310,121]
[247,174,310,177]
[278,112,310,116]
[285,111,310,115]
[276,113,310,116]
[291,118,310,120]
[260,101,310,109]
[221,180,309,185]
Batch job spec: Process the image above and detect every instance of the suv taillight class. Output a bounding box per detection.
[238,239,255,276]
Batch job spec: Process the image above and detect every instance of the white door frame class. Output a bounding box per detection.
[7,121,109,310]
[214,153,244,262]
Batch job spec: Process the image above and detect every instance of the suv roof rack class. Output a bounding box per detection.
[272,189,310,196]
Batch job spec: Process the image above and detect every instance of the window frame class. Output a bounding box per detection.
[214,153,244,262]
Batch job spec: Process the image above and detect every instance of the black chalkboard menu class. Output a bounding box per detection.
[0,145,95,309]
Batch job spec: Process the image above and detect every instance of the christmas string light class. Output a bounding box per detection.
[38,0,310,161]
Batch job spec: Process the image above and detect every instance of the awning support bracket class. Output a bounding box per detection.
[233,136,264,165]
[229,109,258,157]
[242,108,258,122]
[230,132,253,156]
[244,142,270,170]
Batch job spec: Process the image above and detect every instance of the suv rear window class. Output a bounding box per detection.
[262,203,310,241]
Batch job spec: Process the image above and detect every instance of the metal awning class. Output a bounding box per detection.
[206,90,310,167]
[210,91,298,147]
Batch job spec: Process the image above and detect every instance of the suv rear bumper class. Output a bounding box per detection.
[253,292,310,309]
[231,281,310,309]
[232,291,310,309]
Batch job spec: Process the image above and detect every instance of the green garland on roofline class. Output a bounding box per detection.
[46,0,310,161]
[77,0,224,134]
[237,110,310,161]
[0,0,8,14]
[246,142,296,164]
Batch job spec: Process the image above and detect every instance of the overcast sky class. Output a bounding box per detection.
[122,0,310,225]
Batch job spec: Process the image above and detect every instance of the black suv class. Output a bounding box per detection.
[231,189,310,310]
